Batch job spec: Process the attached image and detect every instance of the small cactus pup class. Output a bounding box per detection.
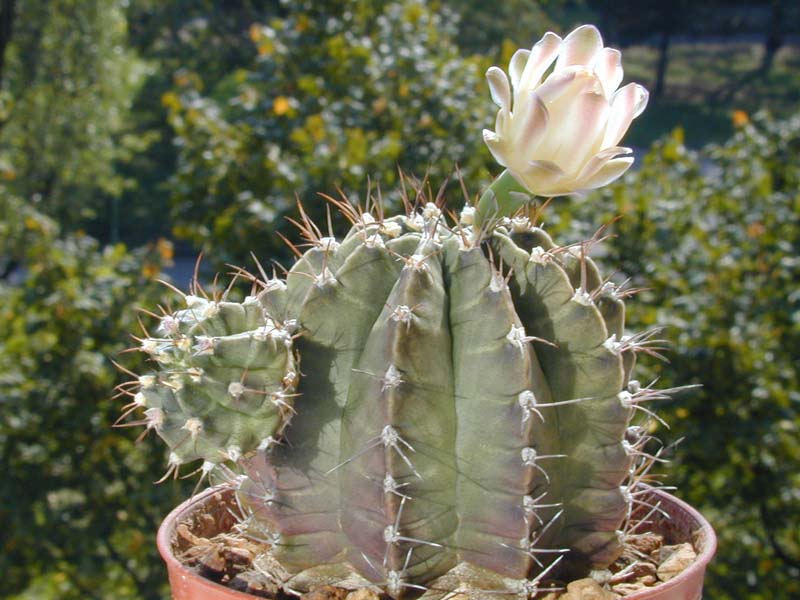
[120,25,688,600]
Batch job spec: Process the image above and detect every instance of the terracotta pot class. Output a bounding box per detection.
[616,489,716,600]
[158,485,716,600]
[158,486,260,600]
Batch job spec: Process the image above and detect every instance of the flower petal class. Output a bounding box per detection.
[579,156,633,190]
[603,83,649,147]
[527,160,564,175]
[555,25,603,71]
[533,68,580,105]
[593,47,623,97]
[513,91,549,156]
[533,72,606,171]
[550,88,610,173]
[509,49,531,90]
[483,128,509,167]
[513,160,568,197]
[576,146,632,182]
[486,66,511,110]
[494,107,509,134]
[517,31,562,93]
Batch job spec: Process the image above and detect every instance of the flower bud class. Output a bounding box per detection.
[483,25,648,196]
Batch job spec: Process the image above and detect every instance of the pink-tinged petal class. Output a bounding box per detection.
[550,89,610,173]
[629,83,649,118]
[486,66,511,110]
[494,107,509,135]
[483,129,509,167]
[555,25,603,71]
[483,129,500,143]
[509,49,531,90]
[531,72,591,159]
[533,68,579,105]
[603,83,649,147]
[514,92,549,155]
[514,160,568,196]
[593,47,623,97]
[517,31,562,92]
[526,160,564,175]
[596,145,633,160]
[522,180,578,198]
[576,146,633,182]
[579,156,633,190]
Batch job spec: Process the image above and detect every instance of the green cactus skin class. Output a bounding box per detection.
[128,204,654,598]
[134,293,298,470]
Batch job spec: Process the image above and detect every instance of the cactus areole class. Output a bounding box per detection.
[121,24,686,600]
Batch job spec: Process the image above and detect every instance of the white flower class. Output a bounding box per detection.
[483,25,648,197]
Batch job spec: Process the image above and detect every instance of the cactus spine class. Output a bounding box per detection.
[125,195,664,598]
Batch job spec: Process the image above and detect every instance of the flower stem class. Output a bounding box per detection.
[474,169,532,230]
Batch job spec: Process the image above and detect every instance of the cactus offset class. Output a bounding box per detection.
[128,289,299,477]
[124,199,662,597]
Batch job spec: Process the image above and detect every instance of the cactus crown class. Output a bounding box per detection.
[123,187,673,598]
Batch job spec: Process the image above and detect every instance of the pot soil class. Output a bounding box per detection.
[157,486,716,600]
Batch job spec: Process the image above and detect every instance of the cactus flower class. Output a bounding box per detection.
[483,25,648,197]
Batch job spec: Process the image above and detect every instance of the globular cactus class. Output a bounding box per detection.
[119,23,668,599]
[123,196,668,598]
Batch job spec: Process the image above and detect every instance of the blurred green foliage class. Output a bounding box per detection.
[549,112,800,598]
[0,0,798,598]
[440,0,573,55]
[0,0,150,232]
[165,0,495,266]
[0,189,189,599]
[119,0,284,245]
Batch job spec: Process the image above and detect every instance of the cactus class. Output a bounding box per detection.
[118,23,671,600]
[123,194,671,598]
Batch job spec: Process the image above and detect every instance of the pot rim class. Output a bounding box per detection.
[158,484,717,599]
[157,485,265,599]
[621,486,716,599]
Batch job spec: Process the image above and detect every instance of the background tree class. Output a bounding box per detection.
[163,0,494,267]
[0,0,16,82]
[760,0,786,74]
[0,0,148,236]
[587,0,698,97]
[0,189,184,599]
[116,0,272,245]
[441,0,575,55]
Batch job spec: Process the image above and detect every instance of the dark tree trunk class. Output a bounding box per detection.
[0,0,17,84]
[654,29,671,98]
[760,0,784,75]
